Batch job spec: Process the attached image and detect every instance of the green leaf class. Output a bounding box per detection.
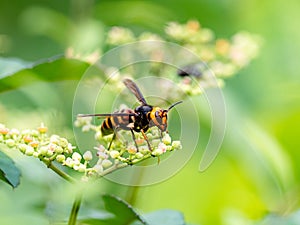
[102,194,146,225]
[0,151,21,188]
[80,194,146,225]
[0,57,90,93]
[0,57,33,79]
[139,209,186,225]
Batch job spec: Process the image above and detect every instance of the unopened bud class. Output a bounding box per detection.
[39,146,48,155]
[135,152,144,159]
[109,150,120,159]
[82,125,90,132]
[102,159,113,168]
[83,151,93,161]
[59,138,68,148]
[93,164,103,174]
[18,143,27,153]
[25,146,35,156]
[56,154,66,163]
[172,141,182,149]
[72,152,82,161]
[5,139,15,148]
[50,135,60,144]
[162,133,172,145]
[55,146,64,154]
[75,164,86,172]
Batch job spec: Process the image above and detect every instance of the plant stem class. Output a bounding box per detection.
[42,159,76,183]
[68,192,83,225]
[99,162,128,176]
[42,159,82,224]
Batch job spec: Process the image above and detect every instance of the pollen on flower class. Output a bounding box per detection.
[127,145,137,154]
[29,141,39,148]
[0,127,9,135]
[38,123,48,133]
[23,136,33,143]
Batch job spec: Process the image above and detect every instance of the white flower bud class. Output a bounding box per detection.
[30,130,39,137]
[93,164,103,174]
[110,150,120,159]
[5,139,15,148]
[77,164,86,172]
[9,128,20,136]
[66,143,75,154]
[59,138,68,148]
[72,152,82,161]
[82,125,90,132]
[135,152,144,159]
[172,141,182,150]
[18,143,27,153]
[83,151,93,161]
[50,135,60,144]
[46,150,54,157]
[162,133,172,145]
[39,146,48,155]
[94,131,102,141]
[55,146,64,154]
[139,146,150,155]
[25,146,35,156]
[152,143,167,156]
[56,154,66,163]
[97,151,108,159]
[102,159,113,168]
[64,157,74,168]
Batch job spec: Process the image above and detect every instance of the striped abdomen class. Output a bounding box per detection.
[101,108,135,136]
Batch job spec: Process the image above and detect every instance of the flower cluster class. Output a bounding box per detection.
[103,20,262,97]
[65,20,261,100]
[74,116,182,177]
[0,123,76,164]
[0,121,182,179]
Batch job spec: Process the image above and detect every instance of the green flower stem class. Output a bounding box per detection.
[100,162,128,177]
[42,159,76,183]
[68,192,82,225]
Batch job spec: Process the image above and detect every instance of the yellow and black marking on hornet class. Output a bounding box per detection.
[78,78,182,151]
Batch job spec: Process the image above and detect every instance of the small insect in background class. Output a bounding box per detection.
[177,62,206,78]
[78,78,182,152]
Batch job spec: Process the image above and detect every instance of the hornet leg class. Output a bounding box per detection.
[141,129,152,152]
[107,126,120,150]
[130,129,139,151]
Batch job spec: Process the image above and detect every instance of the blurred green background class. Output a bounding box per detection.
[1,0,300,225]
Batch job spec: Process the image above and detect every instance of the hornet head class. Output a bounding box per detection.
[149,101,183,131]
